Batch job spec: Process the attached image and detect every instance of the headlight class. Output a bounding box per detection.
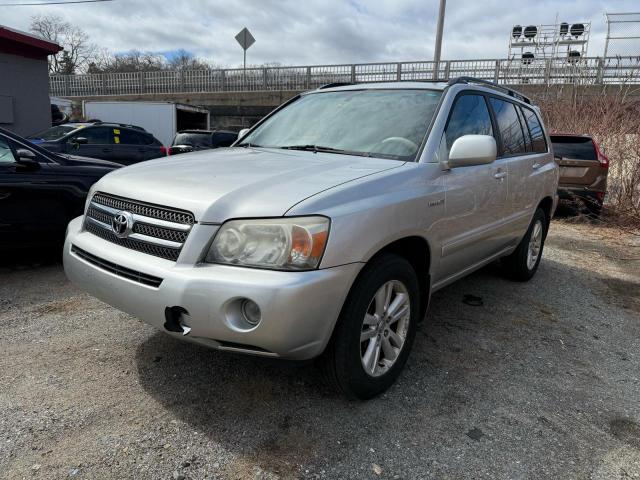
[205,216,330,270]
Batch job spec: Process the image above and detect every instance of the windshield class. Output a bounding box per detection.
[240,89,442,160]
[173,132,211,147]
[29,125,79,141]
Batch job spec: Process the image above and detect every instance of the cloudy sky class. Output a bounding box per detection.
[3,0,638,66]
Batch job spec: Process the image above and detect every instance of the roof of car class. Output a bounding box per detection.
[314,79,533,106]
[62,122,148,132]
[177,129,237,134]
[314,81,449,93]
[550,132,593,138]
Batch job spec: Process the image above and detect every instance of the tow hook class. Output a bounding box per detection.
[164,306,191,336]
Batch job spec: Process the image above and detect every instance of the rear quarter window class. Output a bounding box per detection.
[551,136,597,160]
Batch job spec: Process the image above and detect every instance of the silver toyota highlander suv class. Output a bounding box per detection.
[64,77,559,399]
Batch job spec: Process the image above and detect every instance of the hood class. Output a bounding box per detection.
[93,147,403,222]
[57,154,121,169]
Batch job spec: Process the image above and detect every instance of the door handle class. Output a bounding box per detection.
[101,148,112,153]
[532,162,542,170]
[494,171,507,180]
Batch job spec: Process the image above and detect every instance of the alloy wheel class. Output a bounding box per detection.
[360,280,411,377]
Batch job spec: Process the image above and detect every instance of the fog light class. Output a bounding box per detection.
[241,299,261,326]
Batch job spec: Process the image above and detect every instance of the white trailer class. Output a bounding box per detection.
[82,101,210,147]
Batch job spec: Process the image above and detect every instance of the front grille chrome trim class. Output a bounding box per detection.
[86,215,110,231]
[128,232,183,249]
[86,212,184,249]
[71,245,163,288]
[90,201,192,232]
[84,192,195,262]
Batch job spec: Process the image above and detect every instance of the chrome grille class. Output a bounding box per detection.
[91,192,195,225]
[84,192,195,261]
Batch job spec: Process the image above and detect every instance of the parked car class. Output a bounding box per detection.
[169,130,238,155]
[550,133,609,216]
[63,78,558,399]
[27,122,167,165]
[0,126,120,250]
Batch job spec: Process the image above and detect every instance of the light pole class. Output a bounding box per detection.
[434,0,446,79]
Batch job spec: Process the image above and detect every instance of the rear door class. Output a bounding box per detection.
[66,126,114,160]
[112,128,164,164]
[551,135,602,188]
[487,97,543,244]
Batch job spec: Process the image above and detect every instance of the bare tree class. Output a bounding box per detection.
[89,49,166,73]
[30,14,95,74]
[167,49,212,71]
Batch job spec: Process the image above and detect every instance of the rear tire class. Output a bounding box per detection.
[321,254,419,400]
[502,208,547,282]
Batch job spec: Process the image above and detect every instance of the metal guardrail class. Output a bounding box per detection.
[49,57,640,97]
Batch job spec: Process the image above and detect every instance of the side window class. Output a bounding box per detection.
[522,107,547,153]
[444,94,493,152]
[69,127,112,145]
[212,133,237,147]
[0,137,17,164]
[489,98,527,156]
[119,129,151,145]
[515,106,532,152]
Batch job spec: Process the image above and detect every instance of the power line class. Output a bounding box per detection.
[0,0,114,5]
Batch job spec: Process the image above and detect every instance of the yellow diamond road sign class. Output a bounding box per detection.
[235,27,255,51]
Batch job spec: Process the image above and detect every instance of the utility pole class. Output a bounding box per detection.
[434,0,446,79]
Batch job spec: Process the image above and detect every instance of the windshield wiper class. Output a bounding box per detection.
[279,145,370,157]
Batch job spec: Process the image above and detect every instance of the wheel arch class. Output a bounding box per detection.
[364,235,432,321]
[537,196,554,233]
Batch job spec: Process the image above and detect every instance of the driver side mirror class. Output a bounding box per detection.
[445,135,497,169]
[15,148,40,170]
[73,137,88,145]
[238,128,250,140]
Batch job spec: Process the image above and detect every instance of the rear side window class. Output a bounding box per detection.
[173,133,212,148]
[211,132,237,147]
[119,129,153,145]
[489,98,527,156]
[522,107,547,153]
[69,127,112,145]
[444,94,493,151]
[551,136,597,160]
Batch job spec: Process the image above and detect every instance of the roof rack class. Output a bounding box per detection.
[88,120,147,132]
[446,76,532,104]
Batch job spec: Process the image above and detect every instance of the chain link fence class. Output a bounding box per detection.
[604,12,640,57]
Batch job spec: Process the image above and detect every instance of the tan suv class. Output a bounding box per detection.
[550,134,609,216]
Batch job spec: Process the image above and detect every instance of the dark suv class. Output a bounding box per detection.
[28,122,167,165]
[169,130,237,155]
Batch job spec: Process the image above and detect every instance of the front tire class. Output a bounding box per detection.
[321,254,420,399]
[502,208,547,281]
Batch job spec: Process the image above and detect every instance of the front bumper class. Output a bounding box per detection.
[63,217,362,360]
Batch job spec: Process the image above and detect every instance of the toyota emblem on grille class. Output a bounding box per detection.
[111,211,134,238]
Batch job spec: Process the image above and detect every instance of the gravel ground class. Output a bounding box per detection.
[1,219,639,479]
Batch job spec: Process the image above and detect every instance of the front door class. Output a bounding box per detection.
[0,136,65,248]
